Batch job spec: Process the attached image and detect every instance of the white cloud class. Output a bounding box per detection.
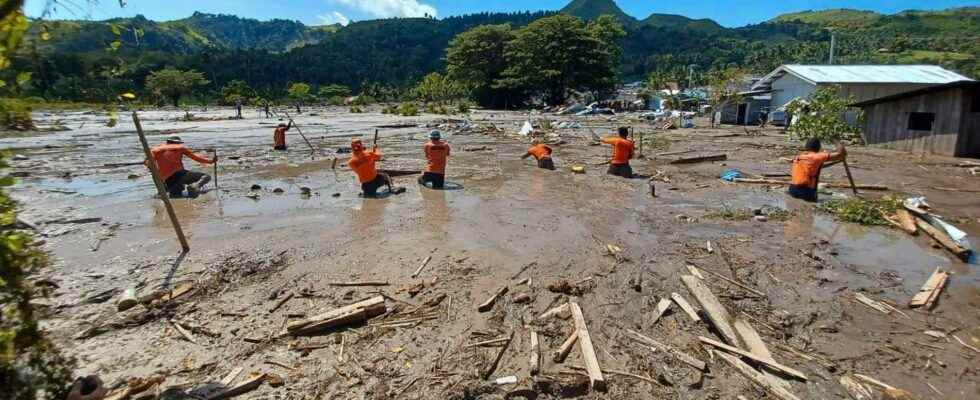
[330,0,438,18]
[317,11,350,26]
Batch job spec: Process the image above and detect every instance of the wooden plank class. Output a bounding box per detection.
[627,329,706,371]
[699,336,808,381]
[716,352,801,400]
[854,293,891,314]
[481,330,514,379]
[411,256,432,278]
[733,319,791,391]
[670,293,701,322]
[651,298,672,324]
[286,296,385,332]
[914,217,970,259]
[733,178,888,191]
[553,331,579,363]
[894,209,918,235]
[680,275,740,346]
[327,281,389,287]
[908,267,949,309]
[840,375,873,400]
[208,372,266,400]
[290,304,383,336]
[477,286,508,312]
[529,331,540,376]
[670,154,727,164]
[570,303,605,390]
[692,266,766,297]
[538,303,571,320]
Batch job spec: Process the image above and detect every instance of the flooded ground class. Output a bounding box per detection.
[4,105,979,399]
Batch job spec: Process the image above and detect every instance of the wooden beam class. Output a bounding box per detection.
[570,303,605,391]
[670,154,727,164]
[538,303,571,320]
[651,298,672,324]
[477,286,508,312]
[716,352,801,400]
[733,319,791,391]
[553,331,579,363]
[411,256,432,278]
[670,293,701,322]
[914,217,970,260]
[286,296,385,332]
[208,372,266,400]
[681,275,740,347]
[908,267,949,310]
[698,336,808,381]
[894,209,918,235]
[529,331,540,376]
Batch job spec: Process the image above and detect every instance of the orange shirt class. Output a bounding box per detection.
[348,148,382,183]
[274,126,289,147]
[149,144,214,181]
[527,144,553,160]
[602,136,634,165]
[791,151,831,189]
[424,140,451,174]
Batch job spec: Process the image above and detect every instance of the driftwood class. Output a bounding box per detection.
[627,329,706,371]
[699,336,807,381]
[207,372,266,400]
[269,292,294,313]
[481,330,514,379]
[570,303,605,391]
[894,209,918,235]
[538,303,571,320]
[670,154,727,164]
[529,331,540,375]
[733,319,791,391]
[478,286,508,312]
[840,375,873,400]
[681,275,740,346]
[411,256,432,278]
[650,298,672,324]
[670,293,701,322]
[553,331,579,363]
[908,267,949,310]
[327,281,389,287]
[913,217,970,260]
[286,296,386,335]
[733,178,888,191]
[716,352,801,400]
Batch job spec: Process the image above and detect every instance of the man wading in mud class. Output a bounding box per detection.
[148,136,216,198]
[273,120,293,151]
[419,130,451,189]
[787,137,847,202]
[602,127,635,178]
[348,138,403,197]
[522,138,555,170]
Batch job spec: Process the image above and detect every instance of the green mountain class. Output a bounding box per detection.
[641,13,724,33]
[560,0,636,25]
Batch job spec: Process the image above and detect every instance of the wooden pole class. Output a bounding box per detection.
[373,129,379,148]
[211,149,218,189]
[283,112,317,159]
[132,111,189,252]
[837,141,858,196]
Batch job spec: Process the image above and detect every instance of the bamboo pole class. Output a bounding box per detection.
[132,111,190,252]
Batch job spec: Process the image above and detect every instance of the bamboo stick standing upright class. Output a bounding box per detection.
[132,111,190,252]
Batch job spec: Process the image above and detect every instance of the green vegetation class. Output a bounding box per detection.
[286,82,312,112]
[786,86,862,141]
[219,80,255,105]
[397,102,419,116]
[145,67,209,107]
[822,195,905,225]
[0,98,33,130]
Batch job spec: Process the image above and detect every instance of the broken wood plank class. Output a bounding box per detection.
[670,154,727,165]
[510,261,536,280]
[465,337,511,348]
[220,366,245,387]
[170,320,199,345]
[716,352,801,400]
[553,331,579,363]
[852,374,915,399]
[681,275,740,346]
[733,178,889,191]
[894,209,918,235]
[733,318,791,391]
[651,298,672,324]
[909,267,949,309]
[269,292,295,313]
[286,296,385,333]
[481,330,514,379]
[691,265,766,297]
[854,293,891,314]
[913,217,970,260]
[839,375,873,400]
[538,303,571,320]
[477,286,508,312]
[685,264,705,280]
[570,303,605,390]
[327,281,389,287]
[627,329,706,371]
[699,336,808,381]
[670,293,701,323]
[208,372,266,400]
[411,256,432,278]
[530,331,540,376]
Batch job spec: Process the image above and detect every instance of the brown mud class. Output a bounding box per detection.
[4,105,980,399]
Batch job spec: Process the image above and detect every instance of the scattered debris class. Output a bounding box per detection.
[908,267,949,309]
[478,286,508,312]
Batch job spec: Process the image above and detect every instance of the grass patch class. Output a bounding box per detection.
[821,195,905,225]
[704,207,753,221]
[640,135,671,152]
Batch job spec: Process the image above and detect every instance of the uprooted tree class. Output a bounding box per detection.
[785,86,863,141]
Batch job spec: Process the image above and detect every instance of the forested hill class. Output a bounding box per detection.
[12,1,980,102]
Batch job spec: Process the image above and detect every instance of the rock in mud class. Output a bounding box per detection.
[273,188,284,194]
[250,184,262,190]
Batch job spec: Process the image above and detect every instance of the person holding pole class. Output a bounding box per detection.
[147,136,216,198]
[347,138,394,197]
[521,138,555,170]
[787,137,846,202]
[273,120,293,151]
[419,130,450,189]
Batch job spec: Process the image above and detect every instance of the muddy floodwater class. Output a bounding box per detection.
[4,106,979,399]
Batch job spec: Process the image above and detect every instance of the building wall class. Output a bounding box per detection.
[769,73,938,109]
[861,88,967,157]
[956,88,980,158]
[771,74,814,109]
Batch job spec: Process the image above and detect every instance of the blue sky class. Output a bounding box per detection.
[24,0,978,27]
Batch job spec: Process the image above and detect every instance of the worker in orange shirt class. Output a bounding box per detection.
[273,120,293,150]
[521,138,555,170]
[147,136,216,198]
[347,138,394,197]
[419,130,450,189]
[788,137,846,202]
[602,127,635,178]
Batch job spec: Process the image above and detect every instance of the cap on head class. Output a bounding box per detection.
[531,138,542,145]
[429,130,441,140]
[618,127,629,137]
[804,137,822,152]
[278,123,286,127]
[351,138,365,152]
[166,136,184,144]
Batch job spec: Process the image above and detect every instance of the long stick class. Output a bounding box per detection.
[837,141,858,196]
[211,149,219,189]
[283,112,317,159]
[374,129,379,148]
[132,111,189,252]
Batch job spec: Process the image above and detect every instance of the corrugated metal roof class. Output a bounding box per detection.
[751,64,974,90]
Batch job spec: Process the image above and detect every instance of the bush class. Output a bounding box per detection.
[349,105,363,113]
[822,195,905,225]
[426,103,449,115]
[398,102,419,117]
[457,102,471,114]
[0,98,34,131]
[1,154,75,399]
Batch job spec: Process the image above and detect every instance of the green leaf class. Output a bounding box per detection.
[15,72,31,86]
[110,24,122,36]
[109,40,122,51]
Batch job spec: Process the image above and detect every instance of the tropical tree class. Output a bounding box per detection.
[287,82,312,112]
[707,67,747,125]
[145,67,209,107]
[318,84,351,102]
[412,72,465,104]
[497,14,623,106]
[446,23,515,108]
[786,86,862,141]
[219,80,255,105]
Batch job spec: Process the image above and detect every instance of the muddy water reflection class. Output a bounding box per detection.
[421,188,450,237]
